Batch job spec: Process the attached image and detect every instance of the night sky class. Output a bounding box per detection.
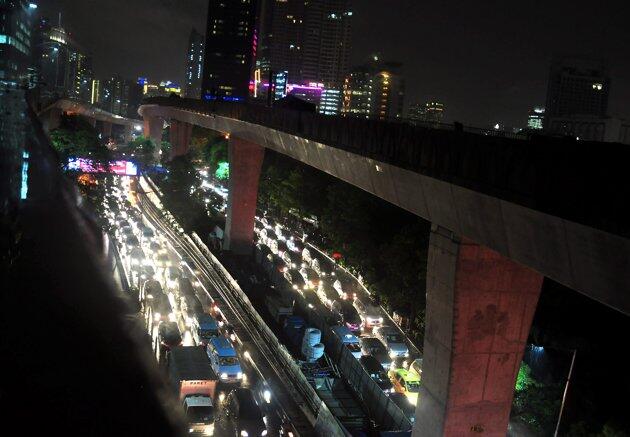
[39,0,630,128]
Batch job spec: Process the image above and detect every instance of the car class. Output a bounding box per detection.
[128,247,145,272]
[269,238,287,256]
[374,326,409,358]
[281,250,302,270]
[299,267,320,290]
[180,293,204,327]
[359,355,394,393]
[311,256,335,278]
[259,228,276,245]
[331,299,362,333]
[353,298,384,329]
[389,368,420,406]
[154,252,171,269]
[141,279,162,303]
[139,264,156,281]
[331,325,362,359]
[301,247,314,265]
[116,225,133,240]
[408,357,423,379]
[150,291,175,324]
[316,282,339,308]
[165,266,182,289]
[158,321,182,352]
[148,241,162,255]
[389,392,416,424]
[360,337,392,369]
[125,235,141,250]
[286,237,304,253]
[283,268,306,292]
[206,337,243,383]
[221,388,267,437]
[333,276,357,300]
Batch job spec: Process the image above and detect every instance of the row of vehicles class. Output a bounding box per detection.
[100,177,269,435]
[254,215,422,422]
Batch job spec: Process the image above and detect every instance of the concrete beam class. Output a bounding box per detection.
[414,225,543,437]
[224,136,265,255]
[101,121,112,138]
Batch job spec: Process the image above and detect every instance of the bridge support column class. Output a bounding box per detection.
[42,107,63,133]
[143,115,163,146]
[122,124,133,144]
[101,121,112,139]
[224,137,265,255]
[169,120,193,159]
[414,225,543,437]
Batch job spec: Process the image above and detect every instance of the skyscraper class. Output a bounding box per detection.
[544,57,610,125]
[201,0,257,101]
[101,75,142,118]
[0,1,37,86]
[184,29,204,99]
[255,0,352,100]
[342,58,404,121]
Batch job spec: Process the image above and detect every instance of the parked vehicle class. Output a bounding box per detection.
[374,326,409,358]
[206,337,243,383]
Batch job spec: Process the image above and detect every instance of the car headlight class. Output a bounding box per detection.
[221,372,228,380]
[154,313,161,322]
[378,317,384,323]
[240,431,248,437]
[405,351,410,357]
[389,351,397,358]
[131,259,139,265]
[261,431,267,436]
[237,371,243,379]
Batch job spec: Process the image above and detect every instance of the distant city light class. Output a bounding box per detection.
[29,3,37,9]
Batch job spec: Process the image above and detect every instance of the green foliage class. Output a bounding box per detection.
[127,135,157,167]
[50,114,109,160]
[215,161,229,179]
[511,362,562,435]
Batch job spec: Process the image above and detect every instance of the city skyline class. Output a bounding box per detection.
[37,0,630,128]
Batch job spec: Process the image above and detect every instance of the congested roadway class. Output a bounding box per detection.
[196,170,422,423]
[97,175,306,436]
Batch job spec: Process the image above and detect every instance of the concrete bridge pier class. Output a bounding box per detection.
[122,124,133,144]
[41,107,63,132]
[169,120,193,159]
[223,136,265,255]
[414,225,543,437]
[143,115,163,146]
[101,121,112,139]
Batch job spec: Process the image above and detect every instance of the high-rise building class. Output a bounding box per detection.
[101,75,143,118]
[255,0,352,101]
[544,57,609,126]
[201,0,257,101]
[0,1,37,86]
[342,58,404,121]
[527,107,545,130]
[408,101,445,124]
[184,29,204,99]
[90,79,100,105]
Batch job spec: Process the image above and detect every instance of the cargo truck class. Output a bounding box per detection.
[168,346,217,434]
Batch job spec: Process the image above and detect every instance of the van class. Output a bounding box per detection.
[331,325,362,359]
[206,337,243,383]
[192,313,220,346]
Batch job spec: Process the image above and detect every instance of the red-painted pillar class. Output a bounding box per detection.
[143,115,163,146]
[169,120,193,159]
[224,136,265,255]
[414,225,543,437]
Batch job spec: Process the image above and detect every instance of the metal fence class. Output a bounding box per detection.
[293,298,413,432]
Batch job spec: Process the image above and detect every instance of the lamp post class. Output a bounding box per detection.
[554,348,577,437]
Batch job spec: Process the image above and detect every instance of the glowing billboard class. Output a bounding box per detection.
[66,158,138,176]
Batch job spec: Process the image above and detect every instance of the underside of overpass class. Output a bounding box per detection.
[139,100,630,436]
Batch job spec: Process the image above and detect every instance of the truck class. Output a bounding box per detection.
[168,346,217,435]
[264,287,294,324]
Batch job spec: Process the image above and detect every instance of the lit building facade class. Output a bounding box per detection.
[201,0,257,101]
[527,107,545,130]
[0,0,36,86]
[408,101,445,124]
[184,29,204,99]
[544,57,610,128]
[101,75,143,118]
[342,58,404,121]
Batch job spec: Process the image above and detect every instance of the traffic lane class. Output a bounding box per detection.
[139,202,285,436]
